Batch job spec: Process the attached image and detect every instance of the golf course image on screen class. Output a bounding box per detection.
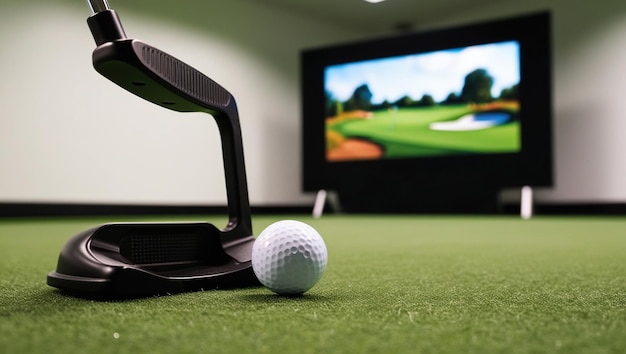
[324,41,521,162]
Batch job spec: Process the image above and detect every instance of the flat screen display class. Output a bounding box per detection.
[301,12,552,212]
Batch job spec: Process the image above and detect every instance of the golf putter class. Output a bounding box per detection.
[47,0,259,296]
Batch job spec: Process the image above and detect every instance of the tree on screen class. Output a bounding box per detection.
[461,69,494,104]
[345,84,373,111]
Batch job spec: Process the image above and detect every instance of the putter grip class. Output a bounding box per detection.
[136,42,232,110]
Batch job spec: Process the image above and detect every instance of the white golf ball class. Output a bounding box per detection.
[251,220,328,295]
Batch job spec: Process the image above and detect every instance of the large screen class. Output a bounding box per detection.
[324,40,521,162]
[301,12,552,213]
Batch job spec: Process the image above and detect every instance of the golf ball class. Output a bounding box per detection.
[251,220,328,295]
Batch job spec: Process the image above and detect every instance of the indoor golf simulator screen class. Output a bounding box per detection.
[324,40,521,162]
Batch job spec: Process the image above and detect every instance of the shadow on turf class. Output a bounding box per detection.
[237,293,333,304]
[44,283,335,304]
[49,284,264,302]
[50,288,335,304]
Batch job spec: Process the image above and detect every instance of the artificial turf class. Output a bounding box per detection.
[1,215,625,353]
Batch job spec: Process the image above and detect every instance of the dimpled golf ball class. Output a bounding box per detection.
[251,220,328,295]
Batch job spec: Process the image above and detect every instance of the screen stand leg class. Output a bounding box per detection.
[313,190,341,218]
[520,186,534,220]
[312,190,327,218]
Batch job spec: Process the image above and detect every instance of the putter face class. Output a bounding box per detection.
[47,1,259,296]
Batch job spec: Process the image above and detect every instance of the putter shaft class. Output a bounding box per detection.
[87,0,111,14]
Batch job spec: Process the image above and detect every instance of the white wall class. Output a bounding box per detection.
[414,0,626,203]
[2,0,626,207]
[0,0,368,206]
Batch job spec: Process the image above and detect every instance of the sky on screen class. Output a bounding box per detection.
[325,41,520,104]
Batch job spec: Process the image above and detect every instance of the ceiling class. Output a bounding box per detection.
[261,0,503,33]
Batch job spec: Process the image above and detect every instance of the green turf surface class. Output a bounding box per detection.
[1,215,625,353]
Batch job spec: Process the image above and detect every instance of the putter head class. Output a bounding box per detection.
[47,1,259,296]
[47,222,258,296]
